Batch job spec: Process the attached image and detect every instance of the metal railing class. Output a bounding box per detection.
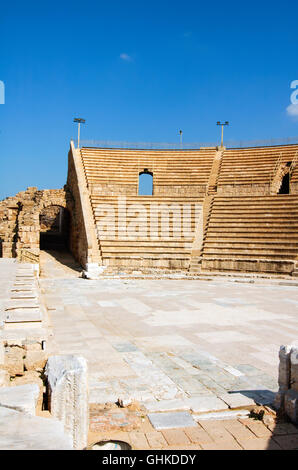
[73,136,298,150]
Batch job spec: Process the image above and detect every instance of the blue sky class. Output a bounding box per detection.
[0,0,297,199]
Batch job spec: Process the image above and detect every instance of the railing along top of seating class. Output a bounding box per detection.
[74,136,298,150]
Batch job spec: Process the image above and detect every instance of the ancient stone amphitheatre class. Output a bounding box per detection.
[1,140,298,450]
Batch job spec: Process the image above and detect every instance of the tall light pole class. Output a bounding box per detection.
[179,129,183,148]
[217,121,229,148]
[73,118,86,148]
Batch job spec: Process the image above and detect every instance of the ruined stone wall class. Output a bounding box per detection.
[40,205,62,232]
[0,187,78,266]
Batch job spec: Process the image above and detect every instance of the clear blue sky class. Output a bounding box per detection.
[0,0,298,200]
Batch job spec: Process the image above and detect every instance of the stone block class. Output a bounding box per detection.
[4,346,24,376]
[144,399,190,413]
[277,345,291,391]
[284,389,298,424]
[0,340,4,366]
[274,391,284,410]
[12,371,44,409]
[24,350,47,371]
[5,308,42,324]
[219,392,256,409]
[0,383,39,415]
[193,409,250,421]
[0,406,73,450]
[0,370,10,387]
[187,396,228,413]
[83,263,106,279]
[45,355,89,449]
[290,347,298,392]
[148,411,196,430]
[22,340,42,351]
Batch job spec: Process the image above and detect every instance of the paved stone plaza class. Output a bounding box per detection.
[40,253,298,411]
[2,255,298,449]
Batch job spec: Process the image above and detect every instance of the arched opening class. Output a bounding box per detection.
[39,206,70,251]
[138,170,153,196]
[0,238,3,258]
[279,172,290,194]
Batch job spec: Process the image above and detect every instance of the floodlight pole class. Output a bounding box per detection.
[179,130,183,149]
[217,121,229,148]
[73,118,86,148]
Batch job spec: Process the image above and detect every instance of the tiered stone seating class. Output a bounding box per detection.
[91,195,203,271]
[81,147,215,196]
[218,144,298,194]
[201,195,298,274]
[79,147,213,272]
[77,145,298,275]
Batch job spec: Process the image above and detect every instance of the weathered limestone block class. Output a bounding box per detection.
[0,383,39,415]
[0,406,73,450]
[274,344,292,410]
[0,340,4,366]
[278,345,292,391]
[0,370,10,387]
[82,263,105,279]
[24,350,47,371]
[22,339,43,351]
[284,389,298,424]
[12,371,44,409]
[45,355,88,449]
[290,347,298,392]
[4,346,24,376]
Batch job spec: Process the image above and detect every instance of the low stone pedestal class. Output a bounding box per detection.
[275,344,298,424]
[82,263,106,280]
[45,355,89,449]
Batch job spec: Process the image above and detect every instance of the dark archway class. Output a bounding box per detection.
[138,170,153,195]
[39,206,70,251]
[279,172,290,194]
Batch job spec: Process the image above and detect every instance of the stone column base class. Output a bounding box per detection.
[82,263,106,280]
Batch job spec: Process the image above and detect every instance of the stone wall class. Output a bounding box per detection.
[290,181,298,194]
[0,338,47,411]
[217,183,270,196]
[67,142,102,271]
[0,187,77,266]
[40,206,62,232]
[67,152,90,267]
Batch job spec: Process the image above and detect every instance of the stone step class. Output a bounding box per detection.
[0,384,39,415]
[5,308,43,324]
[204,241,298,248]
[102,252,191,258]
[0,406,73,450]
[100,241,193,247]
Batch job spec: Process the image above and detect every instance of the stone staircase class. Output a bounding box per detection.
[206,149,224,195]
[91,195,203,273]
[189,195,214,273]
[81,147,216,196]
[217,144,298,195]
[200,195,298,274]
[79,147,214,273]
[76,145,298,276]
